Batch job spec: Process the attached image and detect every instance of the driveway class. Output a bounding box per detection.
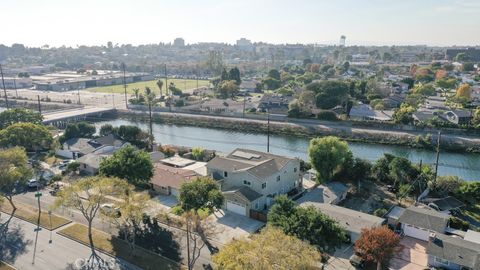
[325,244,356,270]
[390,237,428,270]
[207,210,264,245]
[149,195,179,213]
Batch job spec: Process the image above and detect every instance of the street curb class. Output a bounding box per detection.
[0,260,17,270]
[0,209,72,231]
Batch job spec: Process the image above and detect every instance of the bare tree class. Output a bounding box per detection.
[54,176,129,269]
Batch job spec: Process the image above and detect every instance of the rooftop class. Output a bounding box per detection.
[398,206,449,232]
[427,233,480,269]
[299,203,385,234]
[223,186,263,202]
[151,163,198,189]
[296,181,349,204]
[160,156,196,168]
[208,148,296,180]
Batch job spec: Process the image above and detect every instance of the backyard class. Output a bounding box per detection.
[87,79,210,95]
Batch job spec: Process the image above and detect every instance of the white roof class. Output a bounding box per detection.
[160,156,196,167]
[465,230,480,244]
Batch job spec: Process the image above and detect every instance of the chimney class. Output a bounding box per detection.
[428,232,436,242]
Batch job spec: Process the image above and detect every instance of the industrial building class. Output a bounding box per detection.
[33,71,153,91]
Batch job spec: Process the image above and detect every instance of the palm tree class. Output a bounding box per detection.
[156,79,164,97]
[144,87,157,150]
[132,88,140,100]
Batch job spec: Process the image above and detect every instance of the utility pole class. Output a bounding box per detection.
[77,88,81,105]
[243,95,246,118]
[186,217,191,270]
[13,78,18,99]
[267,109,270,153]
[164,64,168,95]
[0,64,9,109]
[37,95,42,114]
[122,62,128,109]
[433,131,442,185]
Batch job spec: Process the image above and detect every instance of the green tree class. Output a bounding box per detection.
[430,176,464,196]
[463,62,475,72]
[262,77,281,90]
[179,176,224,269]
[372,154,396,184]
[269,196,347,252]
[60,122,96,143]
[213,226,321,270]
[393,104,415,125]
[413,84,436,96]
[114,125,150,149]
[268,69,281,80]
[0,147,32,210]
[99,124,114,136]
[455,182,480,205]
[228,67,241,85]
[472,107,480,127]
[388,157,418,187]
[308,136,352,182]
[436,78,457,89]
[217,80,239,99]
[54,176,129,268]
[191,147,205,161]
[306,80,349,109]
[179,176,224,213]
[0,108,43,129]
[99,145,154,186]
[0,123,54,152]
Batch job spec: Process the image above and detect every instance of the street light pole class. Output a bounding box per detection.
[122,62,128,109]
[0,64,9,109]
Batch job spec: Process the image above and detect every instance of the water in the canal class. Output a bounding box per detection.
[95,118,480,181]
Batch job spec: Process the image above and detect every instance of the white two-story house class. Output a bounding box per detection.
[207,148,301,217]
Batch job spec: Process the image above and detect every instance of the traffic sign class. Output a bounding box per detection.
[35,192,42,198]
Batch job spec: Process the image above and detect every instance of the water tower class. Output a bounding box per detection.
[340,35,346,47]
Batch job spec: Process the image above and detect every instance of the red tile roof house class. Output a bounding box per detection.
[150,163,199,197]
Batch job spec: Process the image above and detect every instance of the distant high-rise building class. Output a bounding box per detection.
[173,38,185,47]
[236,38,254,52]
[340,35,346,47]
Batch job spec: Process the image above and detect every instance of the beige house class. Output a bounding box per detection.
[207,148,301,217]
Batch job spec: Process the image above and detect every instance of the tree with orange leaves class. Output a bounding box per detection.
[354,226,401,270]
[456,84,471,99]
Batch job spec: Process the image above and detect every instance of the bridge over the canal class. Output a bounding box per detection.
[42,106,115,127]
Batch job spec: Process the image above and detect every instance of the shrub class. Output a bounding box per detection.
[449,217,470,231]
[316,110,338,121]
[374,208,388,217]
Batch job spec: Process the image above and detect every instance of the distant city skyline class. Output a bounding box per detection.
[2,0,480,47]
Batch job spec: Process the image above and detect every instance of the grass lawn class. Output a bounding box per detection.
[0,202,71,230]
[87,79,210,95]
[0,261,15,270]
[58,223,181,270]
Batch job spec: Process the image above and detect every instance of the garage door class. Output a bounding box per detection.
[403,224,430,241]
[226,201,246,216]
[170,187,179,197]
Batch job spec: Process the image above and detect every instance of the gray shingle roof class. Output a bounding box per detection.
[207,148,295,180]
[422,196,465,212]
[223,186,262,202]
[398,206,449,232]
[427,233,480,269]
[299,203,385,235]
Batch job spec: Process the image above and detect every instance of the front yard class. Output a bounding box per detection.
[58,223,181,270]
[0,201,71,230]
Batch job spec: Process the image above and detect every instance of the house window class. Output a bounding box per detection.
[262,182,267,189]
[83,164,87,169]
[243,180,251,186]
[223,171,228,177]
[434,257,449,266]
[276,176,280,182]
[294,167,297,173]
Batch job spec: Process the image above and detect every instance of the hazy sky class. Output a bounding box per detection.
[3,0,480,47]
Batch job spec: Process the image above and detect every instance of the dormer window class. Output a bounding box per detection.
[224,171,228,178]
[262,182,267,189]
[276,176,280,182]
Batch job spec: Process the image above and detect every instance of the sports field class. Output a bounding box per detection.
[87,78,210,94]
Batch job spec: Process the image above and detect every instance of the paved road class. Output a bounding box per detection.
[0,214,140,270]
[13,190,214,269]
